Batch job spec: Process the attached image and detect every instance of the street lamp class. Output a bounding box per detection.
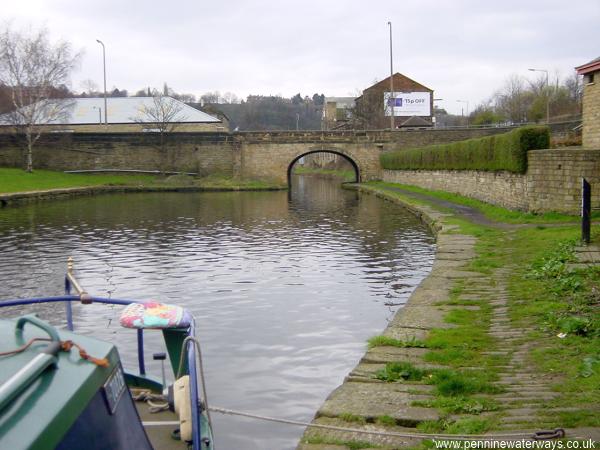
[387,21,394,130]
[528,68,549,124]
[433,99,444,128]
[457,100,469,127]
[96,39,108,129]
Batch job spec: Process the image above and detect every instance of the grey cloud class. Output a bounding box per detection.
[5,0,600,114]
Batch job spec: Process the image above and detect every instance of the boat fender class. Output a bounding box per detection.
[173,375,193,442]
[167,384,175,412]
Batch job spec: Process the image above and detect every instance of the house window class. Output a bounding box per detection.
[585,73,595,84]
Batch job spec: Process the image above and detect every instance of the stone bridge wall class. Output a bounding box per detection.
[0,128,512,184]
[232,128,512,183]
[0,133,236,176]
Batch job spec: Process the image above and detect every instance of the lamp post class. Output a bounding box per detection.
[433,98,443,128]
[96,39,107,129]
[457,100,469,127]
[528,68,549,124]
[387,21,394,130]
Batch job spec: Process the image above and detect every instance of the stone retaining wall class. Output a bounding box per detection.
[527,148,600,212]
[0,133,235,176]
[382,169,528,210]
[383,148,600,213]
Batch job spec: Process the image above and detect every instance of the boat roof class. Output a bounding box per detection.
[0,317,119,449]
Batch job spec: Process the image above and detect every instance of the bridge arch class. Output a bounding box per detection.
[287,149,361,187]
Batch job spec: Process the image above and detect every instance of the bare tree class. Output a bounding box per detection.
[0,25,80,172]
[493,75,533,123]
[221,91,239,104]
[0,83,12,114]
[200,91,220,104]
[134,92,188,172]
[564,73,583,107]
[133,87,152,97]
[80,78,99,96]
[488,73,582,125]
[350,89,382,129]
[172,92,196,103]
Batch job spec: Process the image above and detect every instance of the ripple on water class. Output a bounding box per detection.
[0,176,434,450]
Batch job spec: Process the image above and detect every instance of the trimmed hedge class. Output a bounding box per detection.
[380,126,550,174]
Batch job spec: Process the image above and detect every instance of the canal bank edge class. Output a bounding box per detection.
[0,184,287,208]
[298,184,600,449]
[298,184,481,448]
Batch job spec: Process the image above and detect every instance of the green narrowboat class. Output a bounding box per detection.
[0,259,214,450]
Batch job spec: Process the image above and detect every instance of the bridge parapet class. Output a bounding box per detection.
[234,127,513,147]
[235,130,391,144]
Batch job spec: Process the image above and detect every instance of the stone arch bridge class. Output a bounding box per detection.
[234,136,381,184]
[0,128,514,184]
[232,129,512,185]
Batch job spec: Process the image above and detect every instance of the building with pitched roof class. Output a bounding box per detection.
[354,73,434,129]
[0,96,226,133]
[576,57,600,148]
[321,97,355,130]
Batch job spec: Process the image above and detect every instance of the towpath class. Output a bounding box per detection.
[298,184,600,449]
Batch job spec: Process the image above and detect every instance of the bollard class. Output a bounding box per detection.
[581,178,591,244]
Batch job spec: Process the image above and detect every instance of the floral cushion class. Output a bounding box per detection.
[119,301,192,329]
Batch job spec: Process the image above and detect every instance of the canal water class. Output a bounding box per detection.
[0,175,435,450]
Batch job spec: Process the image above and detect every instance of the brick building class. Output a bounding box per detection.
[321,97,355,130]
[354,73,434,129]
[576,57,600,148]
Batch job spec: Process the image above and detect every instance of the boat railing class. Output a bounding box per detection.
[0,258,207,450]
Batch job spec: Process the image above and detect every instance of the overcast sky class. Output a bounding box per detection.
[4,0,600,115]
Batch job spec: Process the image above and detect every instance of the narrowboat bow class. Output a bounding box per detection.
[0,258,214,450]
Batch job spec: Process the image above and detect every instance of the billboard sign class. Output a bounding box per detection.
[384,92,431,116]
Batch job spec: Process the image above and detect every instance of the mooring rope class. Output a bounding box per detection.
[131,389,170,413]
[207,406,563,441]
[0,337,109,367]
[133,335,565,443]
[135,392,564,441]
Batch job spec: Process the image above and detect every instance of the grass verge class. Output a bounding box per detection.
[367,335,427,349]
[359,182,599,431]
[366,181,599,224]
[292,166,356,181]
[0,168,284,194]
[375,362,501,397]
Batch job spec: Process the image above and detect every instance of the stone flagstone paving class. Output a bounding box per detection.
[298,187,600,449]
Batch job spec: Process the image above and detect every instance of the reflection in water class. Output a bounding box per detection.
[0,175,435,450]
